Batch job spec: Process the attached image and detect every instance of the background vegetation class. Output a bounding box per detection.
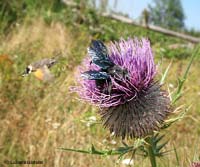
[148,0,185,30]
[0,0,199,166]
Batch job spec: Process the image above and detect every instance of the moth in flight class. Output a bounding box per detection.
[22,57,58,82]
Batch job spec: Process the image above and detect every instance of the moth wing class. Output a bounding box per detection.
[31,58,57,69]
[33,65,54,82]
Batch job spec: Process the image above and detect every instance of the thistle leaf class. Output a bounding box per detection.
[160,61,172,85]
[154,134,165,144]
[156,141,168,153]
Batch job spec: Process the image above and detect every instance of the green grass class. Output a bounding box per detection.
[0,3,200,167]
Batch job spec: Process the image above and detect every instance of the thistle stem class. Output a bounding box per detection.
[145,136,157,167]
[172,45,200,104]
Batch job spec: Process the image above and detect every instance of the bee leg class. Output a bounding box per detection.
[123,69,129,78]
[95,80,105,90]
[102,79,112,95]
[95,79,112,95]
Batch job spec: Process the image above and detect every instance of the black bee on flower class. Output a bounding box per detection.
[81,40,128,94]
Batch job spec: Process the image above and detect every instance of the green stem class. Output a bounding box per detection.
[172,45,200,104]
[145,136,157,167]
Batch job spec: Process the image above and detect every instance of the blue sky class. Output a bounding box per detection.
[107,0,200,31]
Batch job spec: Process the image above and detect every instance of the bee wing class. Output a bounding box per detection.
[33,65,54,82]
[81,70,110,80]
[88,40,114,69]
[88,40,108,60]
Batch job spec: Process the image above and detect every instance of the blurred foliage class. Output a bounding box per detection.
[0,0,188,44]
[184,28,200,38]
[156,46,193,59]
[0,0,65,34]
[148,0,185,30]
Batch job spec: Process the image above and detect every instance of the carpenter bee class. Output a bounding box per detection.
[81,40,128,94]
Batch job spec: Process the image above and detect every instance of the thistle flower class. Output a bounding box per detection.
[74,38,171,139]
[190,162,200,167]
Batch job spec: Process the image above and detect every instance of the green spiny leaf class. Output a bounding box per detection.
[59,147,92,154]
[160,60,172,84]
[154,134,165,144]
[156,141,168,153]
[172,45,200,104]
[161,106,189,129]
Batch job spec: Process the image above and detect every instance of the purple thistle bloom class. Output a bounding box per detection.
[190,162,200,167]
[73,38,171,139]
